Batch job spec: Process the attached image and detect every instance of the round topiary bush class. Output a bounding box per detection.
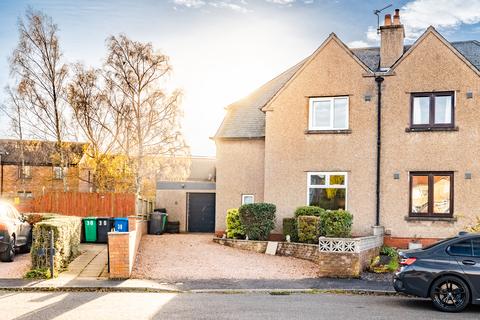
[238,203,276,241]
[319,210,353,237]
[294,206,325,218]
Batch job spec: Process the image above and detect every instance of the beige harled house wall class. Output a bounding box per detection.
[215,139,265,231]
[214,13,480,239]
[263,37,377,235]
[380,31,480,238]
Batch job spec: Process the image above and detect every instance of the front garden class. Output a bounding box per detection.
[217,203,396,278]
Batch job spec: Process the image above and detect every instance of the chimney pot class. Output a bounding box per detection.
[393,9,400,25]
[384,14,392,26]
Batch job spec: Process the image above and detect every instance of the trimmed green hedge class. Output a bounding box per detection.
[238,203,276,241]
[31,214,82,275]
[294,206,325,218]
[297,216,321,244]
[226,208,245,239]
[320,210,353,237]
[282,218,298,242]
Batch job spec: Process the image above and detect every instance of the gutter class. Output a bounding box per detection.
[375,76,384,226]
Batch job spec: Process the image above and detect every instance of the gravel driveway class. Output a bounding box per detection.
[132,234,319,280]
[0,253,31,279]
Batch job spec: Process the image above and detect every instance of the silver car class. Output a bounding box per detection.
[0,202,32,262]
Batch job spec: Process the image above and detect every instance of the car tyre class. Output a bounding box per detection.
[430,276,470,312]
[20,231,32,254]
[0,236,15,262]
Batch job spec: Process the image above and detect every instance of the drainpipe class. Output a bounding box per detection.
[375,76,384,226]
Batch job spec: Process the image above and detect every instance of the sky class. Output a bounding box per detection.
[1,0,480,156]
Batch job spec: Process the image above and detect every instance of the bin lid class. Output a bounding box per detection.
[113,217,129,221]
[83,217,97,220]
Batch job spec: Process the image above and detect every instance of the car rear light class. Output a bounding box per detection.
[400,257,417,266]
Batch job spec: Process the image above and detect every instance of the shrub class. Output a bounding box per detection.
[24,213,46,226]
[297,215,321,244]
[226,208,245,239]
[319,210,353,237]
[294,206,325,218]
[238,203,276,240]
[31,215,82,276]
[380,245,398,258]
[282,218,298,242]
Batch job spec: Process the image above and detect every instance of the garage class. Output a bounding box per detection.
[187,193,216,232]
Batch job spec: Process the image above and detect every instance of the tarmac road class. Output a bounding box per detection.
[1,291,479,320]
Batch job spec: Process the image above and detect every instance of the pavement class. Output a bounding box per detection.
[1,291,479,320]
[0,276,394,293]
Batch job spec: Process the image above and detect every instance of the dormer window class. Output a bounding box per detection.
[411,92,454,129]
[309,96,349,130]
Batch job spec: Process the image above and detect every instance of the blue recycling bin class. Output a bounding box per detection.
[113,217,129,232]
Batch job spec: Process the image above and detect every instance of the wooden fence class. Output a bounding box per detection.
[16,192,139,217]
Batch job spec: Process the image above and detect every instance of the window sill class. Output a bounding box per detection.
[405,126,459,132]
[305,129,352,134]
[405,216,457,222]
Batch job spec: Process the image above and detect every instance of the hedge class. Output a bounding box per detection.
[294,206,325,218]
[238,203,276,240]
[319,210,353,237]
[226,208,245,239]
[297,216,321,244]
[31,214,82,274]
[282,218,298,242]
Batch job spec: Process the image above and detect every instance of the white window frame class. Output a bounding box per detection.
[306,172,348,209]
[308,96,349,130]
[241,194,255,205]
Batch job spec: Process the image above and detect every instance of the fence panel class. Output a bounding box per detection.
[16,192,141,217]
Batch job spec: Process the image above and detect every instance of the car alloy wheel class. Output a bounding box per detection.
[430,276,470,312]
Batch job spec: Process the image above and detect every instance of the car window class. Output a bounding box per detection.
[448,240,473,256]
[423,237,456,250]
[473,238,480,257]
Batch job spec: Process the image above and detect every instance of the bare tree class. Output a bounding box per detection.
[104,35,188,203]
[0,86,27,195]
[68,63,127,192]
[10,9,70,191]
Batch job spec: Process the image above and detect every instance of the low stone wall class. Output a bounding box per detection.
[108,216,148,279]
[213,234,383,278]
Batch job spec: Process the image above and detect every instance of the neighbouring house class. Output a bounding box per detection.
[0,139,88,199]
[214,9,480,246]
[156,156,216,232]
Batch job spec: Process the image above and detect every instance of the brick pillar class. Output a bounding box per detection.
[128,216,137,232]
[108,233,130,278]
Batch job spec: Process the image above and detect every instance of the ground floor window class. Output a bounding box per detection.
[410,172,453,217]
[242,194,254,205]
[307,172,347,210]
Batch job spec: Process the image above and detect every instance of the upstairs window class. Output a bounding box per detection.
[18,165,32,179]
[309,97,349,130]
[53,166,66,180]
[411,92,454,128]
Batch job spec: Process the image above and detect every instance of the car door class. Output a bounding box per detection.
[10,207,28,246]
[448,238,480,302]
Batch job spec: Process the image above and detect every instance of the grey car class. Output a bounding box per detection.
[394,232,480,312]
[0,202,32,262]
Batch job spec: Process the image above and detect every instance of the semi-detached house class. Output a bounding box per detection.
[214,10,480,246]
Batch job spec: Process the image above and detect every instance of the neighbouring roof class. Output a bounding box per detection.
[0,139,88,166]
[214,39,480,140]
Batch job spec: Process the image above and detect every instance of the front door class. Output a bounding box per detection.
[187,193,215,233]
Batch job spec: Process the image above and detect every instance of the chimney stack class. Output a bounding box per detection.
[380,9,405,69]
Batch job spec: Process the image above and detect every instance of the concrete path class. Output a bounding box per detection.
[40,244,107,287]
